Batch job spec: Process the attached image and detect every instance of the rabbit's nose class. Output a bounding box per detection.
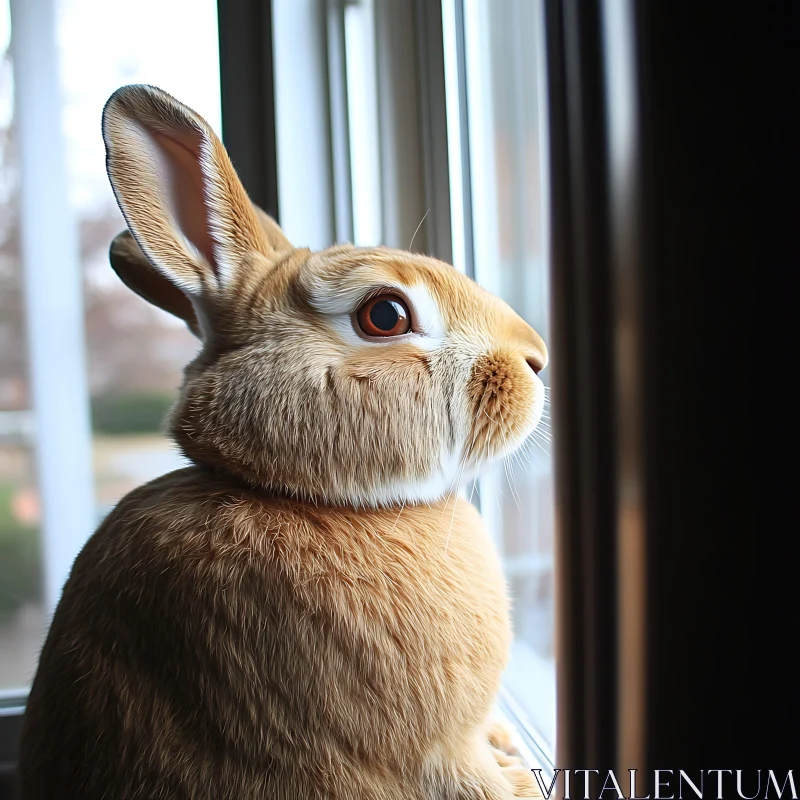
[524,340,548,375]
[527,355,544,375]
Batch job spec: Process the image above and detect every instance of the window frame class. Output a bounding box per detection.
[444,0,557,751]
[274,0,558,774]
[4,0,796,792]
[2,0,97,787]
[0,0,559,787]
[7,0,96,638]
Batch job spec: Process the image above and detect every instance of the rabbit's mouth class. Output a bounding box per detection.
[463,351,546,468]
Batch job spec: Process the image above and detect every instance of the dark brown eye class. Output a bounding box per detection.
[356,294,411,337]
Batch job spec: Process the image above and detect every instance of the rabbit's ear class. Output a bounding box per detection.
[107,204,291,339]
[102,84,271,298]
[252,206,293,253]
[109,230,202,337]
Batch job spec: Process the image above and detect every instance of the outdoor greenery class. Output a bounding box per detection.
[0,483,41,618]
[91,391,175,435]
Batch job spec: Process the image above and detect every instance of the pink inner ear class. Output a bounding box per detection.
[151,129,217,271]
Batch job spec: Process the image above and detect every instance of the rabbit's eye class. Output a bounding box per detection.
[356,294,412,337]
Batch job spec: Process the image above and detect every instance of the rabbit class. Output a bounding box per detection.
[17,84,548,800]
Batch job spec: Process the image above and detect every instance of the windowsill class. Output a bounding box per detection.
[503,640,556,746]
[0,694,24,796]
[495,685,556,781]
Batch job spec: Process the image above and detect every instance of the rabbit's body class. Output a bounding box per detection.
[22,467,516,799]
[19,85,548,798]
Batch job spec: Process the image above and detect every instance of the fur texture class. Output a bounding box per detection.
[18,85,548,799]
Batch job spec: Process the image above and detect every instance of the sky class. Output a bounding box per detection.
[2,0,221,214]
[0,3,8,58]
[1,3,11,129]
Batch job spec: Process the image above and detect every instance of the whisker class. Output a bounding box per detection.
[442,452,468,519]
[503,457,523,516]
[467,476,478,505]
[443,381,491,518]
[389,499,406,534]
[408,208,430,251]
[529,437,549,455]
[443,493,460,555]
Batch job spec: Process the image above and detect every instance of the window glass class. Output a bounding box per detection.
[2,0,556,749]
[337,0,557,747]
[461,0,555,746]
[0,0,44,694]
[0,0,220,693]
[59,0,220,516]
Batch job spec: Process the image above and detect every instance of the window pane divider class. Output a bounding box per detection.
[9,0,95,617]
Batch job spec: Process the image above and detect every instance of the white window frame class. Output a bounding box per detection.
[9,0,95,633]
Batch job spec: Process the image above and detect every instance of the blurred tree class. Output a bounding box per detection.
[80,210,199,397]
[0,46,197,414]
[0,47,27,412]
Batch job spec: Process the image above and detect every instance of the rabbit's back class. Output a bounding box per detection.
[19,467,510,799]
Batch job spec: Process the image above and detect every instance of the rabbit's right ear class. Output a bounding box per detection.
[102,84,277,316]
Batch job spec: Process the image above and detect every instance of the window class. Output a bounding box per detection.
[2,0,555,775]
[273,0,557,756]
[0,0,219,696]
[0,5,40,693]
[451,0,556,751]
[4,0,784,784]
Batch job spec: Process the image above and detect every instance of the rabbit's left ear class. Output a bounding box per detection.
[109,230,202,337]
[102,84,272,300]
[108,204,293,339]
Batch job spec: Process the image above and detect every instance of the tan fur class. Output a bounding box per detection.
[19,85,547,799]
[487,722,522,759]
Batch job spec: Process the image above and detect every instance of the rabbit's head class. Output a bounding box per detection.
[103,85,547,507]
